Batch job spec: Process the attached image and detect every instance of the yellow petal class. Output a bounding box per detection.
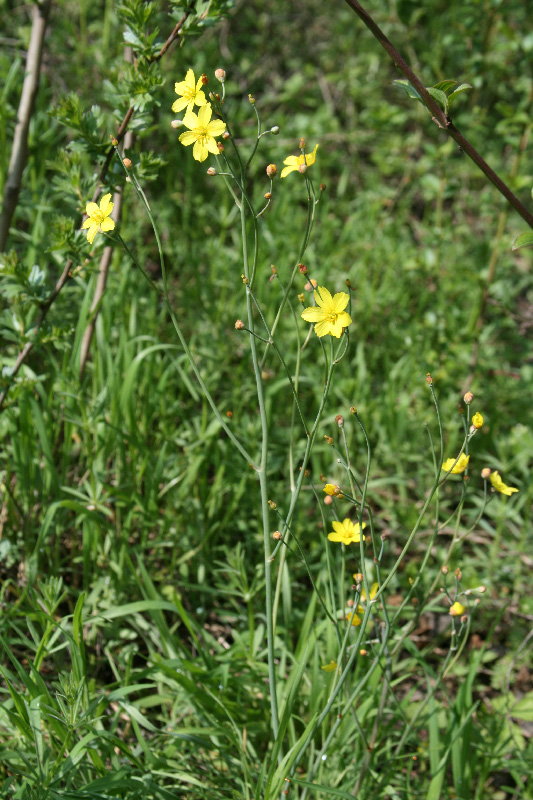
[197,104,213,126]
[205,137,220,155]
[207,119,226,137]
[99,194,113,215]
[314,287,332,308]
[85,202,99,217]
[100,218,115,232]
[193,140,208,162]
[182,110,199,129]
[172,96,189,113]
[301,306,326,323]
[331,291,349,313]
[314,318,334,337]
[179,131,197,146]
[86,224,98,244]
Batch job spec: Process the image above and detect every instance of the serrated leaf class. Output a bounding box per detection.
[433,80,457,93]
[448,83,473,107]
[426,87,449,114]
[512,231,533,250]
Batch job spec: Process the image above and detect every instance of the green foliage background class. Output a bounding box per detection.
[0,0,532,798]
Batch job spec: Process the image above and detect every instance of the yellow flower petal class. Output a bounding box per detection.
[489,471,518,496]
[441,453,470,474]
[449,601,466,617]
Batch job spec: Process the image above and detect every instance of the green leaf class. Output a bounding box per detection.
[448,83,473,107]
[426,87,449,114]
[433,80,457,93]
[512,231,533,250]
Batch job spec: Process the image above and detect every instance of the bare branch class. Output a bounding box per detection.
[0,0,53,251]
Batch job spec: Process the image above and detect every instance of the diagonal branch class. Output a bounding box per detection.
[0,0,53,251]
[343,0,533,229]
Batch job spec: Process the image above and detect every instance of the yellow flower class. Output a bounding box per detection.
[301,287,352,338]
[82,193,115,244]
[321,660,338,672]
[328,518,366,546]
[348,581,379,627]
[280,144,319,178]
[172,68,207,114]
[441,453,470,474]
[324,484,342,497]
[472,412,483,429]
[489,471,518,496]
[179,104,226,162]
[449,601,466,617]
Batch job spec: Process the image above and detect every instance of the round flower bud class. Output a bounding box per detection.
[266,163,277,178]
[235,319,245,330]
[299,138,306,150]
[335,415,344,427]
[222,131,230,140]
[264,192,272,199]
[226,410,233,418]
[304,279,317,291]
[298,163,307,174]
[463,391,473,405]
[248,94,255,105]
[207,167,216,176]
[298,263,308,274]
[320,183,326,192]
[270,125,280,135]
[215,68,226,82]
[426,373,433,385]
[273,530,282,540]
[472,412,483,429]
[324,495,332,505]
[110,136,118,146]
[217,142,225,152]
[350,406,357,414]
[123,158,132,169]
[481,468,491,480]
[201,73,208,85]
[171,119,183,129]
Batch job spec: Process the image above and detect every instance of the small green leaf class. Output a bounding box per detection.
[448,83,473,107]
[393,79,422,102]
[426,87,449,114]
[512,231,533,250]
[433,80,457,93]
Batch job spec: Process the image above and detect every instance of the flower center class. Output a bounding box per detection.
[92,210,105,224]
[196,126,208,142]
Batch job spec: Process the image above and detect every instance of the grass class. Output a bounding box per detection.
[0,0,532,798]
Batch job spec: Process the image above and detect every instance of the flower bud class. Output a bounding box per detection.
[298,293,305,303]
[353,573,363,585]
[215,68,226,82]
[454,568,462,579]
[299,138,306,150]
[217,142,225,152]
[207,167,216,176]
[123,158,132,169]
[271,265,277,275]
[472,412,483,429]
[201,73,208,85]
[266,163,277,178]
[171,119,183,129]
[110,136,118,146]
[304,279,317,291]
[426,373,433,385]
[463,391,473,404]
[298,163,307,174]
[226,410,233,418]
[481,468,491,480]
[441,565,449,575]
[320,183,326,192]
[335,415,344,427]
[273,530,282,540]
[268,499,277,509]
[222,131,230,140]
[235,319,245,330]
[270,125,280,135]
[324,484,341,496]
[324,435,333,445]
[264,192,271,199]
[350,406,357,415]
[248,94,255,105]
[324,495,332,505]
[298,263,308,274]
